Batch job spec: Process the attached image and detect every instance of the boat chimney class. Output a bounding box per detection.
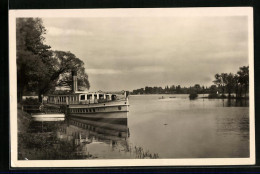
[72,71,78,93]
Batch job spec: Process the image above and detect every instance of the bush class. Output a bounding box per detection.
[208,93,219,99]
[220,94,227,98]
[189,93,198,100]
[22,97,41,105]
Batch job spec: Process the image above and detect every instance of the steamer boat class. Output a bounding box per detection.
[45,71,129,120]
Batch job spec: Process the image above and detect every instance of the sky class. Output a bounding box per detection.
[42,15,249,91]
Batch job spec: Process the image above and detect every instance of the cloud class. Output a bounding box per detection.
[47,27,93,36]
[132,66,166,73]
[43,17,249,91]
[87,69,121,75]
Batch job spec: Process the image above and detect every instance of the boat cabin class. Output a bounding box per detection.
[47,92,117,105]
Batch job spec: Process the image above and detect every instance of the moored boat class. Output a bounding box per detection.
[45,71,129,119]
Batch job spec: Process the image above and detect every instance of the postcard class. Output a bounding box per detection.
[9,7,255,167]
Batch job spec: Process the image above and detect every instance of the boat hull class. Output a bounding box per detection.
[68,100,129,119]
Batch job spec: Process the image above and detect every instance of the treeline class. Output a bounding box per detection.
[17,18,90,102]
[132,85,201,94]
[132,84,218,95]
[212,66,249,98]
[132,66,249,99]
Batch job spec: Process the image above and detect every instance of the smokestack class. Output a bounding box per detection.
[72,71,78,93]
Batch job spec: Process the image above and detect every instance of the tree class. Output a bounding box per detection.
[169,85,175,93]
[16,18,51,102]
[16,18,90,102]
[224,73,236,98]
[36,51,90,101]
[237,66,249,98]
[213,73,227,96]
[233,74,240,98]
[176,85,182,94]
[209,85,217,94]
[194,84,201,93]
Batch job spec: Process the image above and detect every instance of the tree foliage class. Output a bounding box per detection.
[213,66,249,98]
[17,18,90,102]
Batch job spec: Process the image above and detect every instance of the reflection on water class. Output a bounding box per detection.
[57,117,131,159]
[22,94,249,159]
[25,116,159,159]
[128,95,249,158]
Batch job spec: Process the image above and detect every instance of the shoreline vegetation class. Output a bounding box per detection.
[131,66,249,100]
[17,105,94,160]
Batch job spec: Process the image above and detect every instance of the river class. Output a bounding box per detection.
[25,94,249,159]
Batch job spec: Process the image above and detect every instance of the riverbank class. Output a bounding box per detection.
[17,107,94,160]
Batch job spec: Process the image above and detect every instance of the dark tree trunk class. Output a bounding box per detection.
[38,93,43,103]
[235,86,238,99]
[244,86,248,98]
[239,86,243,98]
[222,86,225,97]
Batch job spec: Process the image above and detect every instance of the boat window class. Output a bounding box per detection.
[99,94,104,99]
[93,109,95,112]
[80,95,85,100]
[87,94,92,100]
[112,95,116,101]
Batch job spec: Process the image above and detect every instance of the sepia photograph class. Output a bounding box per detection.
[9,8,254,167]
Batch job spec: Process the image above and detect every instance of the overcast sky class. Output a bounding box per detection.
[42,16,249,91]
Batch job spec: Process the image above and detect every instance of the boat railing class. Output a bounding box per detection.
[77,98,128,105]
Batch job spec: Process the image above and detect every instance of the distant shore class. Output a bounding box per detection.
[130,93,249,100]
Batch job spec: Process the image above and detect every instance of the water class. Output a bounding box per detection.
[23,94,249,159]
[128,94,249,158]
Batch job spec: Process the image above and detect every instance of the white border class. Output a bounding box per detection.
[9,7,255,167]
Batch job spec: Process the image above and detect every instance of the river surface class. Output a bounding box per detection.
[25,94,249,159]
